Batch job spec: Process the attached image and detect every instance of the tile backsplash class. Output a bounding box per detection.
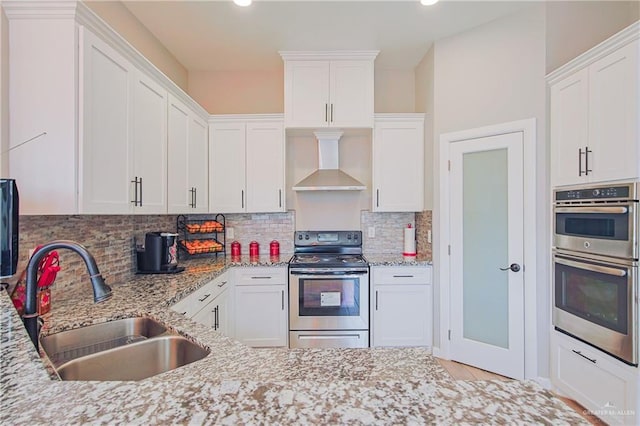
[12,209,428,298]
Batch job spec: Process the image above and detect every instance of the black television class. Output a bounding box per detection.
[0,179,19,277]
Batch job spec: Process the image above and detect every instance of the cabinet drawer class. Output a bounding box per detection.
[551,332,636,424]
[372,266,431,285]
[234,267,287,286]
[171,272,230,317]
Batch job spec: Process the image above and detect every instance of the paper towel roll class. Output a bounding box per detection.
[403,224,416,260]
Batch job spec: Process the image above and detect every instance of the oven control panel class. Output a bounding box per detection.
[294,231,362,247]
[555,183,635,202]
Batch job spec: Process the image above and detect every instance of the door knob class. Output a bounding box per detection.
[500,263,521,272]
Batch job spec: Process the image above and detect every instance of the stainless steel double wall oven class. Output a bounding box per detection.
[553,182,638,365]
[288,231,369,348]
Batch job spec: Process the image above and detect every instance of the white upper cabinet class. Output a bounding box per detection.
[281,52,378,129]
[80,27,135,214]
[549,24,639,187]
[168,94,209,214]
[5,2,208,215]
[372,114,425,212]
[131,72,168,214]
[209,116,285,214]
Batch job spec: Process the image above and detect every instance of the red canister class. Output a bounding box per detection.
[230,241,241,262]
[269,240,280,262]
[249,241,259,257]
[269,240,280,256]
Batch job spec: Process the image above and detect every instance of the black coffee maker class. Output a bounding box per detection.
[136,232,184,274]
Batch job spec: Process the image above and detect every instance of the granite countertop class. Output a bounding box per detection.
[1,255,586,425]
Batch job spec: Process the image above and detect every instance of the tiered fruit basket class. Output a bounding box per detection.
[176,214,225,258]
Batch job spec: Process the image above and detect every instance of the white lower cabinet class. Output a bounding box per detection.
[233,267,288,347]
[171,271,230,335]
[371,265,432,347]
[551,330,638,425]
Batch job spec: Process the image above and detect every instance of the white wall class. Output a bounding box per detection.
[84,0,188,91]
[374,69,415,113]
[0,7,8,177]
[546,1,640,74]
[414,47,434,211]
[429,4,547,376]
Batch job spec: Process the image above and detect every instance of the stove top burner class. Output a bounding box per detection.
[289,253,367,268]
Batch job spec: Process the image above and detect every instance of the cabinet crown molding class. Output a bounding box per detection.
[279,51,380,61]
[208,114,284,123]
[546,21,639,85]
[2,0,79,19]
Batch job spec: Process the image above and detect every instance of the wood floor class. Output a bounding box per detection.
[436,359,607,425]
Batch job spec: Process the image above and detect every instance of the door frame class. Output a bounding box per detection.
[435,118,538,379]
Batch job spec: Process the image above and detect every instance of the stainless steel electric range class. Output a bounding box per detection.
[288,230,369,348]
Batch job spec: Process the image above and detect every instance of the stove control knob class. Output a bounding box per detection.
[347,233,352,240]
[298,234,303,240]
[354,234,358,240]
[305,234,309,240]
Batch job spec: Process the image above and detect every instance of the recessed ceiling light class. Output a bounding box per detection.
[420,0,439,5]
[234,0,252,6]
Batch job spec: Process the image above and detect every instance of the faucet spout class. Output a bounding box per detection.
[23,240,112,350]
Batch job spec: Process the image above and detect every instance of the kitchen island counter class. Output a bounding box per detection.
[1,256,586,425]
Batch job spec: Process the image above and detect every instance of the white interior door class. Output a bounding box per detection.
[449,131,525,380]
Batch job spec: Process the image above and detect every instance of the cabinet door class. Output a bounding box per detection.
[234,284,287,347]
[550,69,589,187]
[588,40,639,183]
[372,284,432,347]
[329,60,374,128]
[167,95,191,214]
[209,122,246,212]
[132,71,167,214]
[214,288,230,336]
[246,121,285,212]
[373,118,424,212]
[188,116,209,213]
[80,28,134,214]
[191,300,215,328]
[284,61,330,128]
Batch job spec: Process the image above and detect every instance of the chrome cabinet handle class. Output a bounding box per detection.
[279,189,282,208]
[131,177,142,206]
[572,349,596,364]
[578,148,584,176]
[251,276,272,280]
[213,305,219,330]
[217,280,227,288]
[393,275,414,278]
[325,103,328,123]
[198,294,211,302]
[193,187,197,208]
[375,290,378,310]
[376,189,380,207]
[241,190,244,209]
[139,176,143,206]
[330,104,334,123]
[585,146,592,175]
[281,290,285,310]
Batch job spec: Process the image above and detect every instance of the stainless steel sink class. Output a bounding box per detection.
[40,317,169,368]
[56,335,209,381]
[39,317,209,380]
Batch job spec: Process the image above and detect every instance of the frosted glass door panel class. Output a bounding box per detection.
[462,148,508,348]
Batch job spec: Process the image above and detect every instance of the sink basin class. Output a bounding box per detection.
[56,335,209,381]
[40,317,169,368]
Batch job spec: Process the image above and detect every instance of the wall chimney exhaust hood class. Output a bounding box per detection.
[293,130,366,191]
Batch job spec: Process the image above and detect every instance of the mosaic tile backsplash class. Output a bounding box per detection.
[12,209,429,296]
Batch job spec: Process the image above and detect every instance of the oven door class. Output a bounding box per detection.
[289,269,369,331]
[554,203,637,258]
[553,251,637,365]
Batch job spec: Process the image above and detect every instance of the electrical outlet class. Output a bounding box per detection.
[427,230,432,244]
[226,227,234,239]
[368,227,375,238]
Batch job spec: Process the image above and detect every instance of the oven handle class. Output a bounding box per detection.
[289,270,369,277]
[297,334,362,340]
[555,256,628,277]
[554,206,629,214]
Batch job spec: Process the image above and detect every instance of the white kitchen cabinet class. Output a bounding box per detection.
[233,267,287,347]
[191,286,230,335]
[372,114,425,212]
[171,271,230,319]
[371,266,432,347]
[281,52,378,128]
[209,116,285,213]
[168,94,209,214]
[551,330,637,425]
[5,2,208,215]
[79,27,135,214]
[548,27,639,187]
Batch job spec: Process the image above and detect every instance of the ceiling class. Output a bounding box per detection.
[121,0,534,72]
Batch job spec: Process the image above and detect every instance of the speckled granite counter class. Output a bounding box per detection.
[1,255,586,425]
[365,253,432,266]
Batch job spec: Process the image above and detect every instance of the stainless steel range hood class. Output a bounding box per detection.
[293,130,366,191]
